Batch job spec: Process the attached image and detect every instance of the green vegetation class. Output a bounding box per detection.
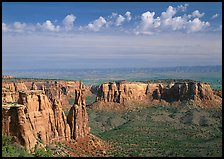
[87,105,222,157]
[86,94,96,105]
[68,94,96,106]
[2,135,53,157]
[2,135,32,157]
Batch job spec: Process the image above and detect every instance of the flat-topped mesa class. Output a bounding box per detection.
[95,81,221,107]
[67,83,90,140]
[2,90,71,152]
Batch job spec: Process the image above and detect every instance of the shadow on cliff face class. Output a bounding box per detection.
[87,104,222,157]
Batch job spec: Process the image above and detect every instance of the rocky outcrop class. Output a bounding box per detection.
[2,80,92,111]
[2,103,37,151]
[2,90,70,152]
[67,84,90,140]
[2,82,27,103]
[31,82,38,90]
[95,81,222,108]
[2,83,91,152]
[2,75,13,79]
[52,99,71,140]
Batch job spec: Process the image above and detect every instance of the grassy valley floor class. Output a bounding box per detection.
[87,104,222,157]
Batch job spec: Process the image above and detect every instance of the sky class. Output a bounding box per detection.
[2,2,222,70]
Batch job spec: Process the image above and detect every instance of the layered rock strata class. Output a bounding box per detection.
[2,85,91,152]
[2,90,70,152]
[2,80,92,111]
[95,81,222,107]
[67,84,90,140]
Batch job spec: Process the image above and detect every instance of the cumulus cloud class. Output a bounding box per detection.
[191,10,205,18]
[160,6,178,28]
[112,12,118,18]
[13,22,27,32]
[2,5,213,35]
[161,6,177,19]
[38,20,60,32]
[125,11,132,21]
[169,16,187,31]
[2,22,8,32]
[134,5,211,34]
[177,3,189,12]
[63,14,76,31]
[115,15,125,26]
[187,18,210,33]
[140,11,156,31]
[211,13,219,19]
[87,16,107,31]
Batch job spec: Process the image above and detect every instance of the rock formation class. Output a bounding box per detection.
[2,82,91,153]
[2,90,70,152]
[2,75,13,79]
[2,80,92,112]
[94,81,222,108]
[67,84,90,140]
[31,82,38,90]
[2,82,27,103]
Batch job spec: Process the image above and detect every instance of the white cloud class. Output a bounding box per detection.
[160,6,177,28]
[170,16,187,31]
[125,11,132,21]
[13,22,26,32]
[38,20,60,32]
[2,22,8,32]
[154,17,161,28]
[2,5,214,35]
[135,5,211,34]
[115,15,125,26]
[177,3,189,12]
[187,18,210,33]
[87,16,107,31]
[63,14,76,31]
[161,6,177,19]
[211,13,219,19]
[112,12,118,18]
[141,11,156,31]
[191,10,205,18]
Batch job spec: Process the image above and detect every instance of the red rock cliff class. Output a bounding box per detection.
[67,84,90,140]
[95,81,221,107]
[2,90,70,152]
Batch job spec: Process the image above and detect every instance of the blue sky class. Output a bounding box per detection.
[2,2,222,70]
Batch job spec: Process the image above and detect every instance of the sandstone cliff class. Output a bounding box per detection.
[94,81,222,108]
[2,90,70,152]
[67,84,90,140]
[2,83,91,153]
[2,80,92,111]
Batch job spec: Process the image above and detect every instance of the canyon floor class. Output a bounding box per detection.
[87,104,222,157]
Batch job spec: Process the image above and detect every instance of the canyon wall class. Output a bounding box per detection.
[2,80,91,111]
[2,85,90,152]
[94,81,222,108]
[2,90,70,152]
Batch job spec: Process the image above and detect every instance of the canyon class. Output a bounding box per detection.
[2,78,222,156]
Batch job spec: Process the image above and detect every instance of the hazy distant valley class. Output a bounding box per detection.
[3,65,222,90]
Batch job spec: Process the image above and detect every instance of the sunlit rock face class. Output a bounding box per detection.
[2,90,70,152]
[95,81,221,108]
